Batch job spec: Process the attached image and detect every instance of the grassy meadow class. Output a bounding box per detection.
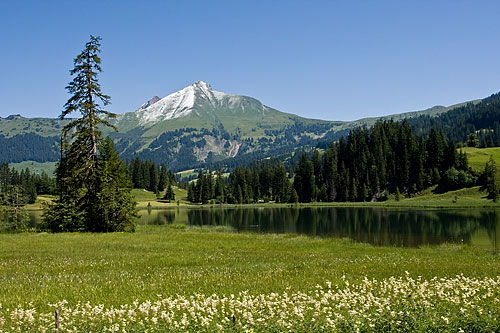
[8,161,57,175]
[462,146,500,176]
[1,226,500,331]
[132,188,189,209]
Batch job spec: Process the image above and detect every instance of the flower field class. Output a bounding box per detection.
[1,226,499,332]
[2,274,500,332]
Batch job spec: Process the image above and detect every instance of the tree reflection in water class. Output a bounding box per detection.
[125,207,500,250]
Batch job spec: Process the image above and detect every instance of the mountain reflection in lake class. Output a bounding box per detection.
[136,207,500,250]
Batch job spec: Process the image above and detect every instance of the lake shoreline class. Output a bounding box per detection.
[26,186,498,211]
[26,201,498,211]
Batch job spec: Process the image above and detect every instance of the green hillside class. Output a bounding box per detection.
[0,116,70,138]
[338,99,481,131]
[462,147,500,176]
[9,161,57,175]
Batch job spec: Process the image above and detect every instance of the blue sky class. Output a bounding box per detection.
[1,0,499,121]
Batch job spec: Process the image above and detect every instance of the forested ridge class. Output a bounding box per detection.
[0,133,59,163]
[407,92,500,147]
[188,121,488,204]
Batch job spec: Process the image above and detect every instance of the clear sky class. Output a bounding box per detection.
[1,0,499,121]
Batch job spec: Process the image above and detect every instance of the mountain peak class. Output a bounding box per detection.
[135,81,234,125]
[5,114,23,120]
[139,96,161,110]
[192,80,211,89]
[191,81,215,96]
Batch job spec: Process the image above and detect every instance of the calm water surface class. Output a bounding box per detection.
[29,207,500,250]
[132,207,500,250]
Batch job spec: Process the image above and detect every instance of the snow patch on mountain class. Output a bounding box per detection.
[135,81,231,125]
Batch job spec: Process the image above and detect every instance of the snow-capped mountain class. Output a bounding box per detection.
[135,81,231,125]
[102,80,338,169]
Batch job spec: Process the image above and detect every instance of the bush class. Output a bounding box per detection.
[437,167,477,192]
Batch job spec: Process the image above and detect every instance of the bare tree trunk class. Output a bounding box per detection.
[87,50,97,166]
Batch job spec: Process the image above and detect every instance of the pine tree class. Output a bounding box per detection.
[164,183,175,201]
[250,169,260,202]
[215,170,226,203]
[187,182,195,202]
[293,153,315,203]
[158,165,168,191]
[395,187,401,201]
[323,145,337,201]
[272,164,289,203]
[467,133,480,147]
[236,185,243,204]
[94,137,137,231]
[289,188,299,203]
[43,36,137,232]
[483,155,499,202]
[148,163,159,192]
[2,185,30,231]
[312,150,323,189]
[195,171,205,203]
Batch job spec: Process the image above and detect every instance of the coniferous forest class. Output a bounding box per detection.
[407,92,500,147]
[188,120,481,204]
[0,163,56,231]
[126,158,177,200]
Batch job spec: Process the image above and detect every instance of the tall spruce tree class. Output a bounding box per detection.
[323,144,337,201]
[483,155,499,202]
[2,185,30,231]
[43,36,137,232]
[294,153,315,203]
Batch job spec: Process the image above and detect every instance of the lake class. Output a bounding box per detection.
[29,207,500,250]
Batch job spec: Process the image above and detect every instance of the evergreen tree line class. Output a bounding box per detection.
[0,163,56,204]
[0,133,60,163]
[127,158,176,200]
[0,163,56,231]
[188,121,485,204]
[187,163,295,204]
[293,121,477,203]
[407,92,500,147]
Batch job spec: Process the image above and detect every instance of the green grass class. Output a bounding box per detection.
[462,146,500,175]
[1,227,499,308]
[395,185,495,207]
[0,227,499,330]
[130,188,159,202]
[132,187,189,208]
[175,168,196,180]
[9,161,56,175]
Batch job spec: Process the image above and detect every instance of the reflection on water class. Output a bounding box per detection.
[134,207,500,250]
[28,207,500,250]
